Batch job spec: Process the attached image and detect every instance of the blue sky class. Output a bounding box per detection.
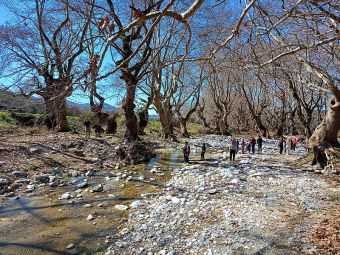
[0,4,9,24]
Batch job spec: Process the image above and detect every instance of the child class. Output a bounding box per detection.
[241,138,246,154]
[201,143,206,160]
[183,142,191,163]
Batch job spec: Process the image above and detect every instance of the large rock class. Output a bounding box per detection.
[35,175,50,183]
[91,184,103,192]
[12,171,28,178]
[77,181,88,189]
[0,176,11,186]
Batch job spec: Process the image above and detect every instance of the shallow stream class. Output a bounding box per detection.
[0,150,203,255]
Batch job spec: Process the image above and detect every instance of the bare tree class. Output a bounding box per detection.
[0,0,94,131]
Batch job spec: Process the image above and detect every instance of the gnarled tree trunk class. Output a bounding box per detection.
[43,80,72,132]
[123,82,139,142]
[309,98,340,148]
[178,116,189,137]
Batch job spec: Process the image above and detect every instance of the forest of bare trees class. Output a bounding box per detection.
[0,0,339,165]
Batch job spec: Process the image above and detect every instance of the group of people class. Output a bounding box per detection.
[278,136,298,154]
[182,135,264,164]
[183,135,301,163]
[229,135,263,162]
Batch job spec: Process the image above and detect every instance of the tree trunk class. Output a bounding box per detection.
[219,118,228,135]
[123,82,139,141]
[179,117,189,137]
[197,106,210,128]
[254,115,267,137]
[138,109,149,135]
[289,108,298,135]
[159,112,175,139]
[45,96,69,132]
[309,98,340,148]
[153,91,175,139]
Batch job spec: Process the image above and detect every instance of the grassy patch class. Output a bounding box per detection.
[328,192,340,202]
[149,119,160,130]
[117,115,125,125]
[0,112,16,124]
[187,123,205,135]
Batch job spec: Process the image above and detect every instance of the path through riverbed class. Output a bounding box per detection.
[0,135,338,255]
[106,143,339,255]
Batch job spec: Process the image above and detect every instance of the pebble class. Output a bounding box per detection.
[114,205,129,210]
[66,243,75,249]
[59,192,72,200]
[87,214,95,221]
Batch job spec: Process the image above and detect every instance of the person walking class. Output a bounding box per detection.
[236,139,240,154]
[250,137,256,154]
[201,143,206,160]
[183,141,191,163]
[287,137,292,155]
[241,138,246,154]
[229,138,237,162]
[278,136,285,154]
[291,137,297,151]
[246,140,251,154]
[257,135,263,154]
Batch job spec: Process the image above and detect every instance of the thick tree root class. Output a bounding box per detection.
[312,144,340,174]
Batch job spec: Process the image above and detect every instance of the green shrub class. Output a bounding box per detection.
[117,115,125,125]
[0,112,16,124]
[149,119,160,130]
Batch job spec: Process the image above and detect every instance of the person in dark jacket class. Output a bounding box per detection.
[278,136,286,154]
[250,137,256,154]
[257,135,263,154]
[183,142,191,163]
[201,143,206,160]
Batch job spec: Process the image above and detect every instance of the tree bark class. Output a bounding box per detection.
[254,115,267,137]
[196,102,210,128]
[179,116,189,137]
[45,98,69,132]
[309,98,340,148]
[159,111,175,139]
[138,109,149,135]
[123,82,139,142]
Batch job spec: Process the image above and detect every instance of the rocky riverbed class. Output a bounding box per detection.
[106,137,339,255]
[0,134,339,255]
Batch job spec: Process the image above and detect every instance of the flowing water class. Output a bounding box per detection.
[0,150,202,255]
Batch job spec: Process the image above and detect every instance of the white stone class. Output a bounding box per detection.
[87,214,95,221]
[114,204,129,210]
[130,200,142,209]
[59,192,72,200]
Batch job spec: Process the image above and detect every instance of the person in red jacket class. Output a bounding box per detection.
[291,137,297,151]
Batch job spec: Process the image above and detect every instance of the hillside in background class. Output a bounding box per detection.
[0,89,45,113]
[0,89,124,114]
